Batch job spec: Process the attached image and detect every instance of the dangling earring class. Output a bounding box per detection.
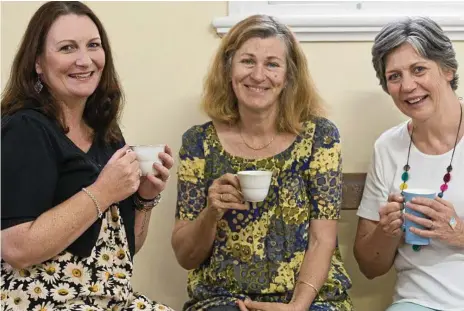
[34,76,43,93]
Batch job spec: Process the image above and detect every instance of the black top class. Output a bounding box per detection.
[1,108,136,258]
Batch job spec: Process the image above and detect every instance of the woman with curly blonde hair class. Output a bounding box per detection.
[172,14,353,311]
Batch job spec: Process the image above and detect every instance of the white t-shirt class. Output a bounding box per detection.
[357,121,464,311]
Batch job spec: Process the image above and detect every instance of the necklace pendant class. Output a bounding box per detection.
[401,171,409,181]
[412,245,421,252]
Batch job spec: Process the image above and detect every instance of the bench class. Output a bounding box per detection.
[342,173,367,210]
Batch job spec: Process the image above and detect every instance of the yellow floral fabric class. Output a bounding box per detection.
[176,118,353,311]
[1,206,173,311]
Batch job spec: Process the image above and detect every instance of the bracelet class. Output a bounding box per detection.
[82,187,103,218]
[133,193,161,211]
[297,280,319,295]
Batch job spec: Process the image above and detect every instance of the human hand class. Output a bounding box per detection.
[378,193,404,238]
[405,196,463,247]
[207,173,247,220]
[92,145,140,206]
[137,144,174,199]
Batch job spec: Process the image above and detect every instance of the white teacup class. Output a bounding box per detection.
[237,170,273,202]
[130,144,165,176]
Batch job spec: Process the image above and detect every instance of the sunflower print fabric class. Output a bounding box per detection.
[176,118,353,311]
[1,205,173,311]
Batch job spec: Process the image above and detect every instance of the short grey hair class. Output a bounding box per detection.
[372,16,459,93]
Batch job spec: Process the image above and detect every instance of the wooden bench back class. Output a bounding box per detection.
[341,173,367,210]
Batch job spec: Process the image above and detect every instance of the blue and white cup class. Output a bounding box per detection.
[402,188,436,246]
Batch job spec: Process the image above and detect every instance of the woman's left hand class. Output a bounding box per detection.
[236,300,300,311]
[405,196,464,247]
[137,145,174,199]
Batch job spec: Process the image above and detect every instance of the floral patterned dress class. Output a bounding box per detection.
[176,118,353,311]
[1,205,174,311]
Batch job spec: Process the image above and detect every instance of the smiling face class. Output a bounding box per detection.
[230,36,287,114]
[36,14,105,104]
[384,43,454,121]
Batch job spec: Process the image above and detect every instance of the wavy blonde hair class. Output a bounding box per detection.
[202,14,325,134]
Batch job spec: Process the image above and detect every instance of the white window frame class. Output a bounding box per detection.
[212,1,464,42]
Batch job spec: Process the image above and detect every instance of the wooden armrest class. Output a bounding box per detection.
[341,173,367,210]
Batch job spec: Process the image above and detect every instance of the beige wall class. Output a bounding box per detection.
[2,2,463,311]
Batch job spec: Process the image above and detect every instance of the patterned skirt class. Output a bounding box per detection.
[1,206,174,311]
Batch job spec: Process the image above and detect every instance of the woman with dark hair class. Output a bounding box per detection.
[1,2,174,310]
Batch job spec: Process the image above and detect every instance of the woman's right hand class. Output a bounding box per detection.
[207,173,248,220]
[91,145,141,206]
[378,193,404,238]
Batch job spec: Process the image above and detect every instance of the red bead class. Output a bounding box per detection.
[440,184,448,192]
[443,173,451,183]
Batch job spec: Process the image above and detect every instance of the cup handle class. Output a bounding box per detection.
[234,174,244,196]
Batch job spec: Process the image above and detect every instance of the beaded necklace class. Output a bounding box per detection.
[400,102,463,251]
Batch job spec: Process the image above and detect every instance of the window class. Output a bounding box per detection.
[212,1,464,41]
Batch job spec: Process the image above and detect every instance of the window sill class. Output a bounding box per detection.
[212,15,464,42]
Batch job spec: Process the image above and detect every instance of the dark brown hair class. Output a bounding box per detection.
[1,1,123,143]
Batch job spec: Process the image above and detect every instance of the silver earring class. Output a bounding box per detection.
[34,77,43,93]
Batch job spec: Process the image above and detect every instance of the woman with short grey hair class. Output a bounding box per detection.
[354,17,464,311]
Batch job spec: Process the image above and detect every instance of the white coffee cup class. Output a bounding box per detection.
[236,170,273,202]
[130,144,165,176]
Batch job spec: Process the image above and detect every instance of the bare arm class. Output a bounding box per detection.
[353,218,402,279]
[2,145,140,269]
[354,194,404,279]
[238,220,339,311]
[1,183,112,269]
[134,209,153,254]
[172,173,246,270]
[291,220,337,310]
[291,120,344,309]
[171,206,219,270]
